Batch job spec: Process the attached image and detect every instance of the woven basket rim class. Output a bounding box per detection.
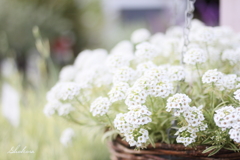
[108,136,240,159]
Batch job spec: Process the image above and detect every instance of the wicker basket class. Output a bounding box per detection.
[108,137,240,160]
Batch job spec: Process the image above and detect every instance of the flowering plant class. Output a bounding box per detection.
[44,20,240,155]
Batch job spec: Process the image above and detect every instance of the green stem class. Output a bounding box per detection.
[196,63,203,90]
[75,97,91,114]
[67,114,83,125]
[211,83,215,109]
[106,114,114,129]
[149,96,155,112]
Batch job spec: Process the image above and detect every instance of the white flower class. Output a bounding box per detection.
[222,74,237,90]
[92,65,112,87]
[57,103,75,116]
[222,49,240,65]
[184,67,199,84]
[74,70,95,88]
[168,66,185,81]
[160,37,181,58]
[106,55,131,72]
[113,66,136,84]
[74,49,108,70]
[90,97,111,116]
[135,42,158,60]
[166,26,183,38]
[125,87,148,108]
[229,127,240,143]
[44,101,61,116]
[1,58,18,78]
[214,106,236,131]
[47,82,82,101]
[166,93,192,116]
[150,33,165,45]
[125,128,150,148]
[175,126,197,146]
[144,67,169,82]
[234,89,240,101]
[125,106,152,127]
[136,61,157,76]
[60,128,75,147]
[148,80,174,98]
[183,106,205,127]
[114,113,134,134]
[133,76,153,92]
[194,27,216,44]
[1,83,20,127]
[183,47,207,65]
[202,69,224,84]
[131,28,150,44]
[44,101,74,116]
[59,65,77,82]
[207,47,221,61]
[110,40,134,57]
[108,82,129,103]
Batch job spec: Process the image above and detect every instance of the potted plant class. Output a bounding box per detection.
[44,19,240,159]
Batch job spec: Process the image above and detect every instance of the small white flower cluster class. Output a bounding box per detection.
[202,69,223,84]
[202,69,238,91]
[74,70,95,88]
[44,101,75,117]
[166,93,191,116]
[113,66,137,84]
[90,97,111,116]
[144,67,169,81]
[125,87,148,108]
[136,61,156,76]
[44,82,80,117]
[167,66,185,81]
[135,42,158,60]
[214,106,240,143]
[125,105,152,127]
[222,49,240,65]
[60,128,75,147]
[108,82,130,103]
[183,47,207,65]
[47,82,82,101]
[125,128,149,147]
[234,89,240,101]
[74,65,112,88]
[71,49,114,89]
[131,28,150,44]
[229,127,240,143]
[59,65,77,82]
[106,55,131,72]
[167,94,207,146]
[214,106,238,131]
[110,40,134,57]
[114,105,152,147]
[175,126,197,146]
[194,27,216,44]
[222,74,237,90]
[183,106,204,127]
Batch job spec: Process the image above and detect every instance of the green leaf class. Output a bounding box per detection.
[148,136,155,147]
[202,146,220,154]
[202,137,211,144]
[101,130,118,142]
[208,147,222,156]
[224,143,240,151]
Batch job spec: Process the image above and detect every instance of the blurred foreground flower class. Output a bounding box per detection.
[60,128,75,147]
[1,83,20,127]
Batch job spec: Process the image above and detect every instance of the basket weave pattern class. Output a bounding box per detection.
[108,137,240,160]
